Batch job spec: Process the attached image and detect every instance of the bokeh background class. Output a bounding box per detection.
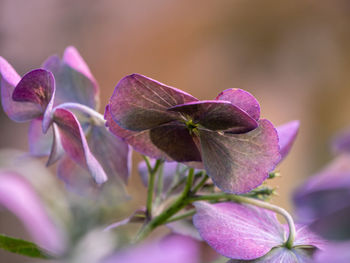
[1,0,350,262]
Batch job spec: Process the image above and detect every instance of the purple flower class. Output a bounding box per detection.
[276,120,299,162]
[293,154,350,241]
[314,241,350,263]
[102,234,200,263]
[193,202,324,262]
[105,74,281,194]
[0,47,130,188]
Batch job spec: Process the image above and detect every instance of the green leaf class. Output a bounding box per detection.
[0,233,51,259]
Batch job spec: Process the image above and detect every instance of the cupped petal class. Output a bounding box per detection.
[105,104,172,160]
[276,120,299,161]
[199,119,280,194]
[53,108,107,184]
[150,122,202,162]
[0,172,65,254]
[12,69,55,115]
[103,234,200,263]
[46,124,65,166]
[43,50,98,109]
[109,73,198,131]
[216,88,260,121]
[87,124,131,184]
[0,58,44,122]
[193,202,285,260]
[168,100,258,133]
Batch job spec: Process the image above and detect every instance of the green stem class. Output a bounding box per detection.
[154,163,164,207]
[134,168,195,242]
[54,102,105,124]
[145,158,162,219]
[192,173,208,193]
[165,209,196,224]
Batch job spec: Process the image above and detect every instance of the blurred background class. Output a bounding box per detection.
[1,0,350,262]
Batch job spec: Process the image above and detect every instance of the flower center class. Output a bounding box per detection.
[185,119,199,135]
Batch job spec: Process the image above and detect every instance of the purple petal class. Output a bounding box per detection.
[87,124,131,183]
[43,48,99,109]
[216,88,260,121]
[28,118,53,156]
[168,100,258,133]
[193,201,285,260]
[276,120,299,161]
[314,241,350,263]
[109,74,198,131]
[12,69,55,115]
[331,126,350,154]
[199,119,280,193]
[53,108,107,184]
[0,172,65,254]
[150,122,202,162]
[103,235,200,263]
[0,58,44,122]
[293,155,350,225]
[105,104,172,160]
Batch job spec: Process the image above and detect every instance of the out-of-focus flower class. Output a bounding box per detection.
[105,74,280,194]
[293,154,350,241]
[0,47,130,188]
[102,234,200,263]
[314,241,350,263]
[193,202,324,263]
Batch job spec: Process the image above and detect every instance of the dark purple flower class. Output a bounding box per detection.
[0,48,130,187]
[193,201,324,262]
[105,74,280,194]
[293,154,350,241]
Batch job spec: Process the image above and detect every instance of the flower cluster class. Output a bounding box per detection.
[0,46,332,263]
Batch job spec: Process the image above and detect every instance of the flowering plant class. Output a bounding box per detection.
[0,46,344,263]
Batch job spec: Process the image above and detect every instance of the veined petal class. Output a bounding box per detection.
[105,104,171,160]
[199,119,280,194]
[193,202,285,260]
[0,58,43,122]
[168,100,257,133]
[46,123,64,166]
[43,48,99,109]
[0,172,65,254]
[12,69,55,115]
[103,235,199,263]
[216,88,260,121]
[109,74,198,131]
[150,122,202,162]
[53,108,107,184]
[276,120,299,161]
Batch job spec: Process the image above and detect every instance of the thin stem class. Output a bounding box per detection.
[192,173,208,193]
[145,159,162,219]
[187,193,296,249]
[165,209,196,224]
[154,163,164,207]
[134,168,195,242]
[54,102,105,124]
